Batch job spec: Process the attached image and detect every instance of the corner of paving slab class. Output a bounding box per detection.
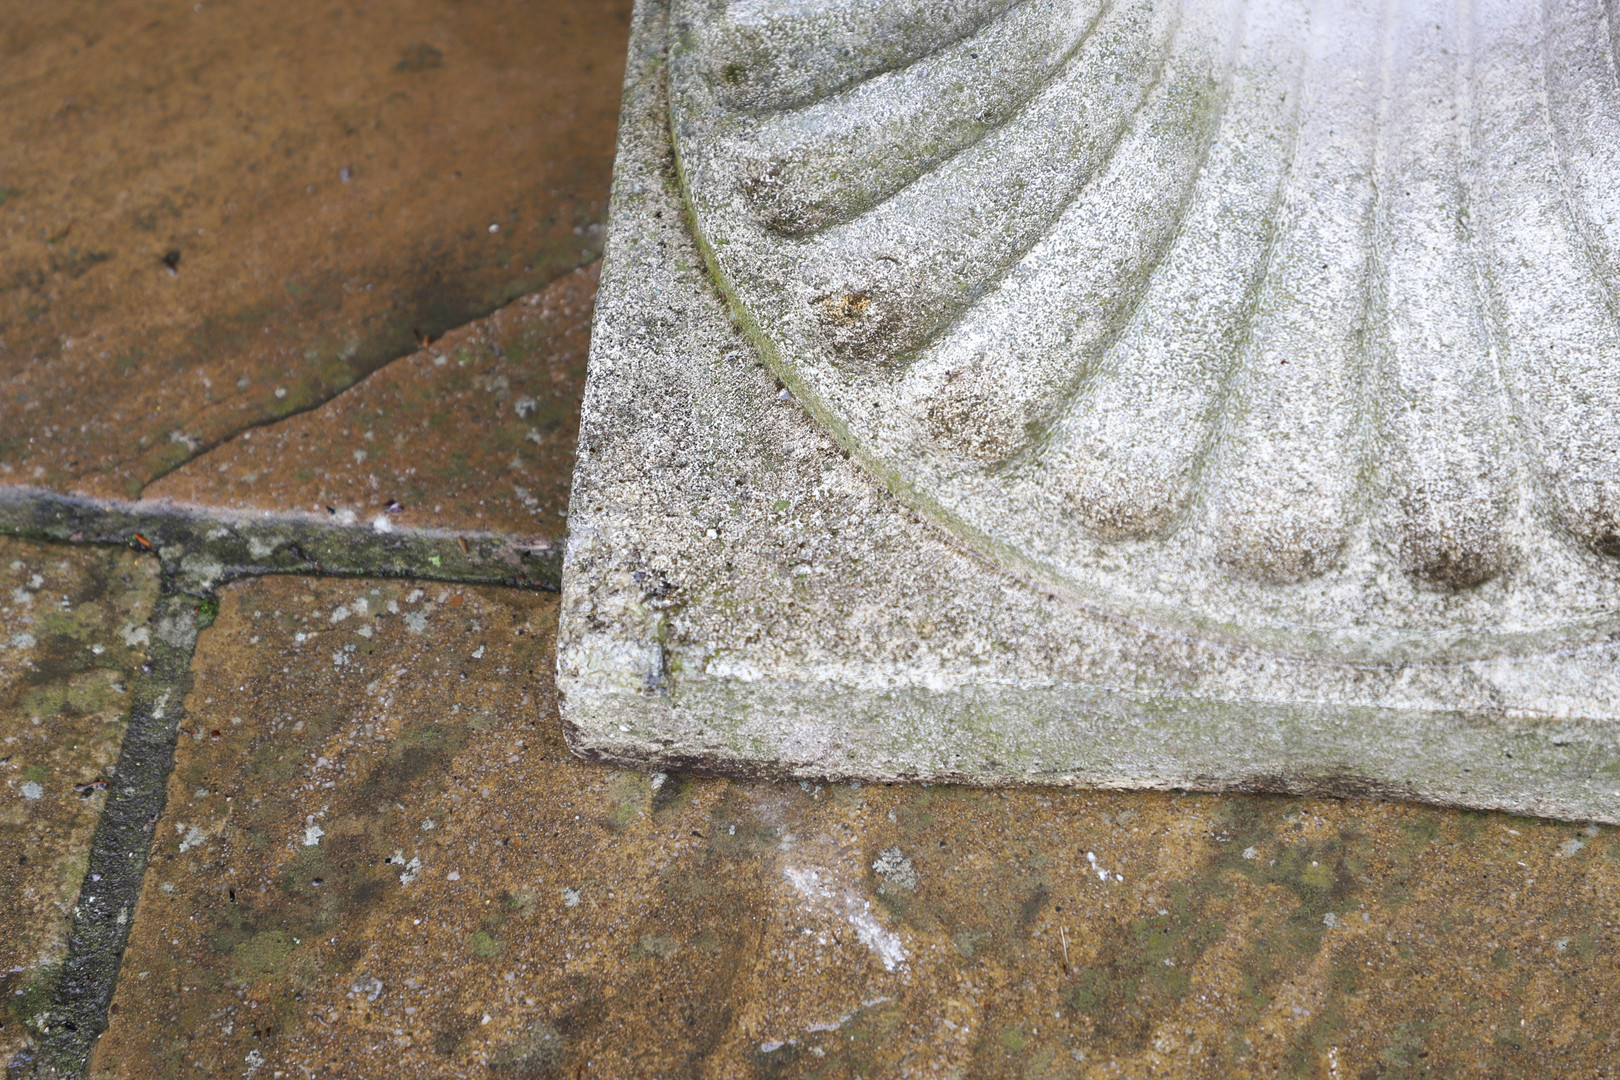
[0,490,559,1079]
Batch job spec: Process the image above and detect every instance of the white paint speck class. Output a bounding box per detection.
[303,825,325,846]
[563,888,582,907]
[20,781,43,801]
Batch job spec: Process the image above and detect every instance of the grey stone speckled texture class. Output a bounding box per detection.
[558,0,1620,822]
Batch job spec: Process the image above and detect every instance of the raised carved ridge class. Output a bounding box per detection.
[668,0,1620,661]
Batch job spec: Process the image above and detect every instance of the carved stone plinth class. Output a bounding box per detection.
[559,0,1620,822]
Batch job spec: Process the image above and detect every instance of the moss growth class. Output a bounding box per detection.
[468,930,503,959]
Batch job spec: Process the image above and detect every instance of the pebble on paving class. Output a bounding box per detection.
[145,263,596,537]
[86,576,1620,1078]
[0,540,158,1065]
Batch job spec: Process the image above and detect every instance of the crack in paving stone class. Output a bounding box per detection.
[0,485,559,1078]
[0,487,561,595]
[126,254,601,501]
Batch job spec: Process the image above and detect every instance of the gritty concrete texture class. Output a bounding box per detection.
[559,0,1620,820]
[0,0,628,500]
[91,574,1620,1078]
[0,539,158,1068]
[674,0,1620,617]
[147,263,598,539]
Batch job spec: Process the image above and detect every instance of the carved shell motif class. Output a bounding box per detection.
[669,0,1620,662]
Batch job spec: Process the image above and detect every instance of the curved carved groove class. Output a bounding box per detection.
[686,0,1023,113]
[779,0,1182,371]
[888,0,1243,468]
[687,0,1023,114]
[733,0,1107,236]
[1200,0,1384,584]
[1373,0,1515,589]
[1475,0,1620,559]
[669,0,1620,658]
[1038,0,1310,543]
[1543,0,1620,307]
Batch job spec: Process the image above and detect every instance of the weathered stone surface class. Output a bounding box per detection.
[146,263,597,538]
[0,0,627,499]
[0,539,157,1067]
[92,574,1620,1077]
[559,0,1620,819]
[92,575,556,1077]
[674,0,1620,620]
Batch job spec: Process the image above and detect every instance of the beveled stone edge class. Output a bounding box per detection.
[557,0,1620,824]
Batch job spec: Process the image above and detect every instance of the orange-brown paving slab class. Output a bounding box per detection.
[0,538,158,1064]
[91,574,1620,1079]
[0,0,628,500]
[144,263,596,538]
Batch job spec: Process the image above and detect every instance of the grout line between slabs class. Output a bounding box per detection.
[0,486,562,595]
[0,484,567,1078]
[28,589,202,1079]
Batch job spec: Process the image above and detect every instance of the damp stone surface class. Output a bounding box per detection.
[87,573,1620,1079]
[559,0,1620,821]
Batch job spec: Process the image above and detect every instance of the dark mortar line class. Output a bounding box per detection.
[0,486,561,594]
[2,484,563,1077]
[28,589,202,1079]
